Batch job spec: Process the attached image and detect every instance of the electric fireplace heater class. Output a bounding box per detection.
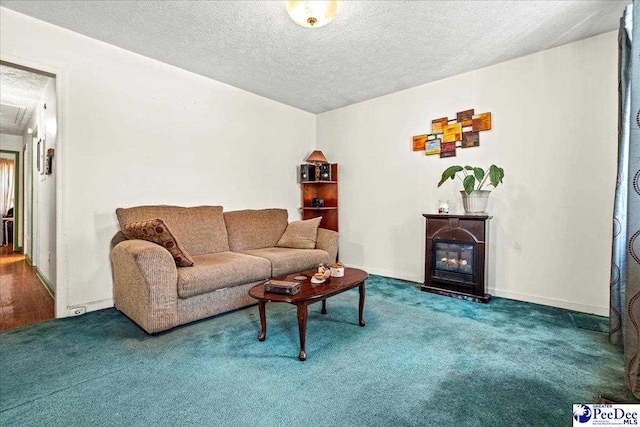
[422,214,491,303]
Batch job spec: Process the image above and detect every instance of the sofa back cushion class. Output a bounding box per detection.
[116,205,229,256]
[224,208,288,252]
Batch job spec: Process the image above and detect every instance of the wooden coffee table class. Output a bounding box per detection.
[248,267,368,361]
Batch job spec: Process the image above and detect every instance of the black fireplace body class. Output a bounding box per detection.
[422,214,491,303]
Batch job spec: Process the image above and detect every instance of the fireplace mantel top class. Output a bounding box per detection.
[422,213,492,220]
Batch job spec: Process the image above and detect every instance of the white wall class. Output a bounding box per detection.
[1,8,316,314]
[317,31,617,316]
[0,133,24,249]
[0,7,617,317]
[20,77,57,289]
[0,133,22,151]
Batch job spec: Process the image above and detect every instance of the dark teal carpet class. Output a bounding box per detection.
[0,276,635,426]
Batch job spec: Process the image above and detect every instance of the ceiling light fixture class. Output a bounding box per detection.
[287,0,337,28]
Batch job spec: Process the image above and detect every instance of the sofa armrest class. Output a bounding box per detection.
[111,240,178,334]
[316,228,339,263]
[110,231,127,251]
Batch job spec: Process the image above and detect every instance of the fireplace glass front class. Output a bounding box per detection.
[433,240,475,284]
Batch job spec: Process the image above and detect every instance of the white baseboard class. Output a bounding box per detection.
[351,265,608,316]
[35,268,55,299]
[349,265,423,284]
[488,288,608,317]
[58,277,608,319]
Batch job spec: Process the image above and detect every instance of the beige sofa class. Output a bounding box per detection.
[110,206,338,334]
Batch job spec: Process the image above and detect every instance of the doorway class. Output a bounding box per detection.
[0,149,18,250]
[0,61,57,329]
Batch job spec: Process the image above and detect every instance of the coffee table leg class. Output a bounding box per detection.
[359,282,366,327]
[258,300,266,341]
[321,299,327,315]
[297,302,308,361]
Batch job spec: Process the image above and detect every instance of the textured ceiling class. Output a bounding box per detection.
[1,1,627,113]
[0,65,50,135]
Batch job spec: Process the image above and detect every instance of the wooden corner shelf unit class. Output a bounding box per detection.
[300,163,338,231]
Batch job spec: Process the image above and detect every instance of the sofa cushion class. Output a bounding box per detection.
[241,247,330,277]
[116,205,229,256]
[177,252,271,298]
[224,209,288,252]
[122,219,194,267]
[276,217,322,250]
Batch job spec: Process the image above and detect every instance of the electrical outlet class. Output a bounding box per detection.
[67,306,86,316]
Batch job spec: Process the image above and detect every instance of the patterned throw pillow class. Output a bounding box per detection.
[122,219,194,267]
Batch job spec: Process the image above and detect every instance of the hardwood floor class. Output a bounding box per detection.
[0,246,54,331]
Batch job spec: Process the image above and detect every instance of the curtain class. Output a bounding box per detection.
[610,2,640,399]
[0,158,15,216]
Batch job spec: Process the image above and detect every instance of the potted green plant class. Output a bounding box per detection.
[437,165,505,213]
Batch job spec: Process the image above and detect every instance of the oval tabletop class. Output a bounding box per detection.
[249,267,368,304]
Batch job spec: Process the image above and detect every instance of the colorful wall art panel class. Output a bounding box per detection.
[472,112,492,132]
[440,141,456,158]
[462,131,480,148]
[412,134,427,151]
[456,109,474,126]
[411,109,492,159]
[443,122,462,143]
[425,137,441,156]
[431,117,448,134]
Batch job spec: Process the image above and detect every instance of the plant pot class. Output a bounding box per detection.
[460,190,491,214]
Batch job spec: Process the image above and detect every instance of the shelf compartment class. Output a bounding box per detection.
[302,184,337,207]
[300,207,338,210]
[300,181,338,184]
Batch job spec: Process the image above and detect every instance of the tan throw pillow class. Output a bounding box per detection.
[122,219,194,267]
[276,217,322,250]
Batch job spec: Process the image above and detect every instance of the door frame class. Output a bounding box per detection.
[22,140,26,258]
[0,54,67,318]
[0,149,20,251]
[24,129,31,263]
[26,127,38,266]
